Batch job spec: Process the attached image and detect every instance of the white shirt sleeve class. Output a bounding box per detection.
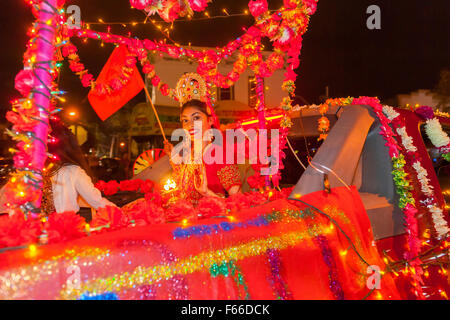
[52,165,115,213]
[71,166,115,210]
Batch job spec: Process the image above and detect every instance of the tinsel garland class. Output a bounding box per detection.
[210,260,251,300]
[313,235,345,300]
[266,249,293,300]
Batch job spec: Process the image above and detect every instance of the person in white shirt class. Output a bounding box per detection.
[41,120,115,215]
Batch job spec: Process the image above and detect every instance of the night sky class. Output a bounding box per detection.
[0,0,449,121]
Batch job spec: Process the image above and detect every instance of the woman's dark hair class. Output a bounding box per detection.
[46,120,94,180]
[180,99,211,117]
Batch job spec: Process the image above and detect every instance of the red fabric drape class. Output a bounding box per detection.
[0,187,400,300]
[88,45,144,121]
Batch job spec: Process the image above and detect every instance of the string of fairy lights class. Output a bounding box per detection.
[79,9,274,48]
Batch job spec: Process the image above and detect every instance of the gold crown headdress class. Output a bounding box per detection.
[175,73,207,106]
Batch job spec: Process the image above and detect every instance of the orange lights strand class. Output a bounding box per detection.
[288,198,373,268]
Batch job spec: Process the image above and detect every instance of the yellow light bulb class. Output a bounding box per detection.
[29,244,37,255]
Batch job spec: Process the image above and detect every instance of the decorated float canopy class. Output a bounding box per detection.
[2,0,450,301]
[6,0,319,216]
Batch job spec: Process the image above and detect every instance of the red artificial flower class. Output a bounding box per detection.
[69,61,85,73]
[124,55,137,67]
[14,69,36,96]
[245,191,269,207]
[144,192,163,206]
[81,73,94,87]
[142,62,155,74]
[6,111,36,132]
[103,180,120,196]
[197,196,227,219]
[247,172,266,189]
[94,180,107,192]
[165,199,197,222]
[225,192,252,213]
[160,83,170,96]
[62,44,78,57]
[122,198,165,226]
[0,213,42,248]
[92,205,129,231]
[45,211,86,244]
[119,180,141,192]
[283,0,297,9]
[140,180,155,194]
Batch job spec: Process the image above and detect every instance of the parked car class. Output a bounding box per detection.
[93,157,127,182]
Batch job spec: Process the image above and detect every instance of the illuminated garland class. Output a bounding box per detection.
[4,0,66,215]
[130,0,212,23]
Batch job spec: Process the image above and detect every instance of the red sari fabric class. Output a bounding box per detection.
[0,187,400,300]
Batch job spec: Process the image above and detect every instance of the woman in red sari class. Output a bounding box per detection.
[163,99,242,205]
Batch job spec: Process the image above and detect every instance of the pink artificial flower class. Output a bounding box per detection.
[247,26,262,38]
[415,106,435,121]
[188,0,209,12]
[14,69,35,96]
[248,0,268,17]
[158,0,182,22]
[110,78,123,91]
[151,75,161,87]
[304,0,318,15]
[130,0,151,10]
[143,39,156,51]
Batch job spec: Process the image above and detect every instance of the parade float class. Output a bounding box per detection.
[0,0,449,300]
